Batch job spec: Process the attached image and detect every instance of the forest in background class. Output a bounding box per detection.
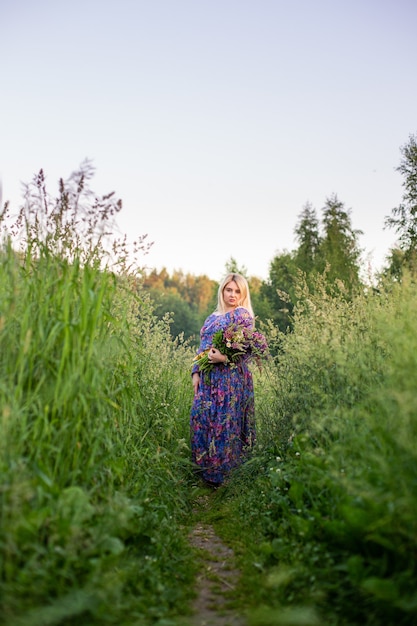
[143,134,417,344]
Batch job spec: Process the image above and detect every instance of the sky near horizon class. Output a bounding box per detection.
[1,0,417,282]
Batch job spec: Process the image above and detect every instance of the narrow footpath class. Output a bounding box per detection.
[186,493,247,626]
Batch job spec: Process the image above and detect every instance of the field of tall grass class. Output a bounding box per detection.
[0,166,198,625]
[1,165,416,625]
[217,275,417,626]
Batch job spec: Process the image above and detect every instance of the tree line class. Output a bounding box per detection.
[142,133,417,345]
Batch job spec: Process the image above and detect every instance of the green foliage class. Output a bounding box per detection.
[3,152,417,626]
[0,165,197,625]
[262,194,364,335]
[207,277,417,626]
[139,195,365,340]
[149,287,202,344]
[294,201,321,276]
[316,193,363,294]
[142,269,216,345]
[385,132,417,261]
[225,256,249,277]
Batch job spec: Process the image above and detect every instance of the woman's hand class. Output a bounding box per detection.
[208,347,228,364]
[192,372,200,395]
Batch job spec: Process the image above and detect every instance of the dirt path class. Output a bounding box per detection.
[186,494,247,626]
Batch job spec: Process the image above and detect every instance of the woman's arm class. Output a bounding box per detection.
[192,372,200,395]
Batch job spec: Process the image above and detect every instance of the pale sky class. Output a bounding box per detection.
[1,0,416,281]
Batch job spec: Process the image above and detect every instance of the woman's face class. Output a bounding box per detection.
[223,280,241,309]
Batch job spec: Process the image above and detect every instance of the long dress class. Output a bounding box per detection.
[190,306,256,485]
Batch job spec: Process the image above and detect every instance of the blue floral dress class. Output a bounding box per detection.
[190,307,255,485]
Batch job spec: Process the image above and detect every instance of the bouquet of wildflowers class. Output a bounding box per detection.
[193,317,269,375]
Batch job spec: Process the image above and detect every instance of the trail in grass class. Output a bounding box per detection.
[187,491,246,626]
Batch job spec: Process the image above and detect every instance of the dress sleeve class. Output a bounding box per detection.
[233,307,254,327]
[191,315,212,375]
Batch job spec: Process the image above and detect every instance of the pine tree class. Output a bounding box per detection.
[385,132,417,267]
[317,194,363,294]
[294,201,321,274]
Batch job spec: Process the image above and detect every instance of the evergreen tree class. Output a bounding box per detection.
[225,256,249,278]
[294,201,321,283]
[317,194,363,294]
[385,132,417,269]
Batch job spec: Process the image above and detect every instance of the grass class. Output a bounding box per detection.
[0,165,197,625]
[1,164,417,625]
[202,275,417,626]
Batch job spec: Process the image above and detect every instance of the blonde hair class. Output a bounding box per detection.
[216,273,254,318]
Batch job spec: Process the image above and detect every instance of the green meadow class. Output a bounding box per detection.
[1,169,416,625]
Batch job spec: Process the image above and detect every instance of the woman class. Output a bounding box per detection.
[190,273,258,487]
